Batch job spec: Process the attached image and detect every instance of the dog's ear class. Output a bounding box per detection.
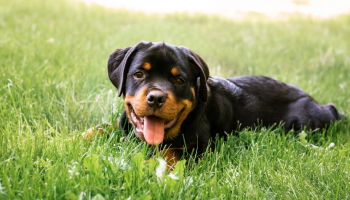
[108,41,152,96]
[186,50,209,102]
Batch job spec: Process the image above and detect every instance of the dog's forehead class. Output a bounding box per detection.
[133,43,190,72]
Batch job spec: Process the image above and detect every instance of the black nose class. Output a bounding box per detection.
[147,91,166,108]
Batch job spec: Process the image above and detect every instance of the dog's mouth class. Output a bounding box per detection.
[129,105,182,145]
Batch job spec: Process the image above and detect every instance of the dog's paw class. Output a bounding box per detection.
[82,126,106,142]
[82,120,120,142]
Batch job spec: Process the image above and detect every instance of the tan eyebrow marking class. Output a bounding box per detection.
[143,62,151,70]
[171,67,179,76]
[191,87,195,99]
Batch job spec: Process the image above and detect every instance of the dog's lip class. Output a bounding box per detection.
[129,105,182,132]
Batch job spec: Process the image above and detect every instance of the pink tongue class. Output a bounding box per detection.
[144,116,165,145]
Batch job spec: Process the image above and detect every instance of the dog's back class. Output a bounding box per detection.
[224,75,341,131]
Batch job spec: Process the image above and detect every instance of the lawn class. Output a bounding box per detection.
[1,0,350,199]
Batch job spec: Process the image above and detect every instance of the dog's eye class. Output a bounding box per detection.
[175,78,185,85]
[134,72,143,79]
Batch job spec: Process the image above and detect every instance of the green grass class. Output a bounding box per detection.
[1,0,350,199]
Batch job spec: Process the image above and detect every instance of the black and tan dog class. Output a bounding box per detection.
[99,41,342,166]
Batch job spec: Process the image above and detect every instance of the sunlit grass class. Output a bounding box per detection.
[0,0,350,199]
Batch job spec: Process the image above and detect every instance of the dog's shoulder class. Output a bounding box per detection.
[227,75,310,102]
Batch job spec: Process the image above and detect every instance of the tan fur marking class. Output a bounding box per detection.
[191,87,195,99]
[125,88,182,121]
[143,62,151,70]
[171,67,179,76]
[124,87,195,142]
[165,96,193,140]
[146,148,183,172]
[160,148,183,171]
[124,87,148,141]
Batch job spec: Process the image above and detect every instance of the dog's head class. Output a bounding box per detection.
[108,41,209,145]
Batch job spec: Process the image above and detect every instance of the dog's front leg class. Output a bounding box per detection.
[81,109,133,141]
[82,122,118,141]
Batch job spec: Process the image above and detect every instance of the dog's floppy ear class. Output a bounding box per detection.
[186,50,209,102]
[108,41,152,96]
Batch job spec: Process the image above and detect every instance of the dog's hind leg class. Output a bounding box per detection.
[324,103,341,121]
[284,97,342,131]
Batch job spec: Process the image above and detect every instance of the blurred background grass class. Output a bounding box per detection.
[1,0,350,198]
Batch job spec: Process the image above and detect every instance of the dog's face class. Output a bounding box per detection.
[108,41,209,145]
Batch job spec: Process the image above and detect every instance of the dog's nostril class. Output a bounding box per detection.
[147,91,166,108]
[158,97,165,104]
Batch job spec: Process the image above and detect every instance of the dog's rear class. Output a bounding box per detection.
[226,75,342,131]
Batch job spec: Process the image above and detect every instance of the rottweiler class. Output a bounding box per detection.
[100,41,342,168]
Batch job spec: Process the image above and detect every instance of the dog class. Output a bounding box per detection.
[97,41,342,168]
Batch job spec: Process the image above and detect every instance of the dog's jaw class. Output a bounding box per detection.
[128,104,183,144]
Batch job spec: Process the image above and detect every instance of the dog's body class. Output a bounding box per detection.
[107,41,341,163]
